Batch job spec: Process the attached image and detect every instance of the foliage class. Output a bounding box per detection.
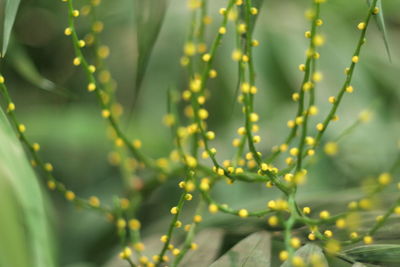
[1,0,400,267]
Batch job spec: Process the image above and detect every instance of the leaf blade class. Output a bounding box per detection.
[7,39,73,97]
[0,108,56,267]
[210,231,271,267]
[133,0,168,105]
[281,243,328,267]
[2,0,21,56]
[181,229,225,267]
[367,0,392,62]
[343,244,400,266]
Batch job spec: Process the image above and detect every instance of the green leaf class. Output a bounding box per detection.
[0,178,30,267]
[133,0,169,105]
[367,0,392,62]
[239,0,264,33]
[180,229,225,267]
[249,0,264,31]
[7,39,73,97]
[281,243,328,267]
[0,108,55,267]
[210,231,271,267]
[1,0,21,56]
[343,244,400,266]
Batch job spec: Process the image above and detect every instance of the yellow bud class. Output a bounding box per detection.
[170,206,178,214]
[88,65,96,73]
[336,218,346,229]
[232,49,242,61]
[251,40,259,47]
[72,10,80,17]
[303,81,313,91]
[102,109,111,118]
[18,124,26,133]
[209,204,219,214]
[47,180,56,190]
[73,57,81,66]
[324,230,333,238]
[313,34,325,46]
[289,147,299,156]
[312,72,323,82]
[319,210,330,219]
[350,232,358,239]
[65,191,76,201]
[287,120,295,128]
[268,215,279,226]
[394,206,400,215]
[209,69,217,78]
[198,109,209,120]
[193,215,202,223]
[44,163,53,172]
[308,233,316,240]
[202,53,211,62]
[378,172,392,185]
[64,27,72,36]
[78,40,86,47]
[89,196,100,207]
[303,206,311,214]
[250,7,258,15]
[308,106,318,116]
[292,256,304,267]
[324,142,338,156]
[249,113,259,122]
[238,209,248,218]
[290,237,301,248]
[295,116,304,125]
[357,22,366,30]
[7,102,15,112]
[87,82,96,92]
[346,85,354,93]
[363,235,373,244]
[218,27,227,35]
[279,250,289,261]
[172,248,180,256]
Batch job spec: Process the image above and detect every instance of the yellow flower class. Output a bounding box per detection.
[238,209,248,218]
[324,142,338,156]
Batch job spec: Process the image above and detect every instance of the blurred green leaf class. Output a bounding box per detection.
[1,0,21,56]
[238,0,264,33]
[0,108,55,267]
[343,244,400,266]
[0,178,30,267]
[181,229,225,267]
[210,231,271,267]
[133,0,168,106]
[281,244,328,267]
[7,39,73,97]
[249,0,264,31]
[367,0,392,62]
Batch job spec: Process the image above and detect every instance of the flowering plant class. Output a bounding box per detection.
[0,0,399,266]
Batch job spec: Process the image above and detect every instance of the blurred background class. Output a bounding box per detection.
[0,0,400,266]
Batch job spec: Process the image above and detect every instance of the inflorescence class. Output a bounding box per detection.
[0,0,398,266]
